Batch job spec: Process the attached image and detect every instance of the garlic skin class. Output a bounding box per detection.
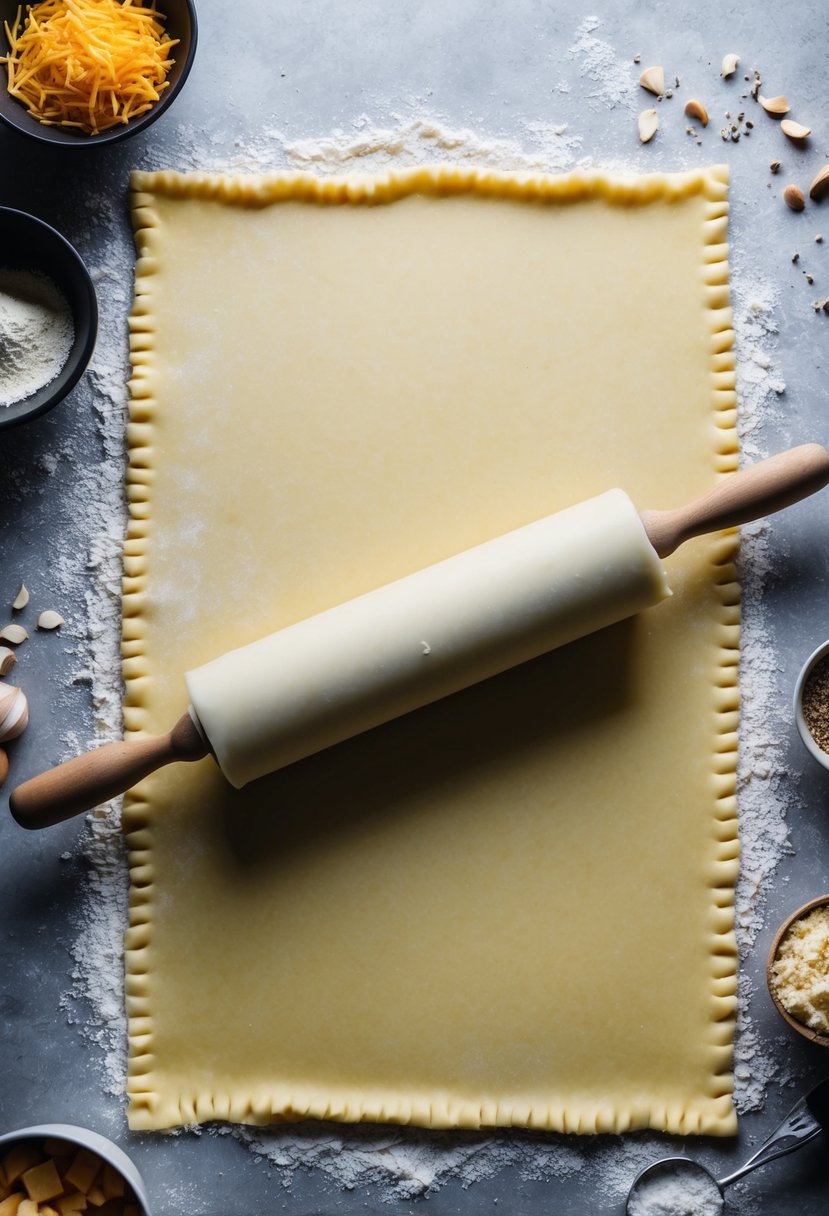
[0,684,29,743]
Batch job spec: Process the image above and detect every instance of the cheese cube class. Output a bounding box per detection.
[99,1167,124,1202]
[56,1194,88,1215]
[64,1152,101,1196]
[1,1146,41,1188]
[22,1160,63,1204]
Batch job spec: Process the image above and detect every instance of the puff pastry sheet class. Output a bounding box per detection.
[124,165,739,1136]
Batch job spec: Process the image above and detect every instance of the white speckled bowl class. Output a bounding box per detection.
[794,639,829,772]
[0,1124,151,1214]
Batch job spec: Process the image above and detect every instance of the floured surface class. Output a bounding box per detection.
[123,166,739,1137]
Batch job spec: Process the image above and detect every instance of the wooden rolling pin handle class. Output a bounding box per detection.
[640,443,829,559]
[9,711,208,830]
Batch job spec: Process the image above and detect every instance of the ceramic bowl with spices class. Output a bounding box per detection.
[794,639,829,772]
[0,0,197,147]
[0,1123,151,1213]
[0,206,98,429]
[767,894,829,1047]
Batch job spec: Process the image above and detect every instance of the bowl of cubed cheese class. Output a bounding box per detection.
[0,1125,150,1215]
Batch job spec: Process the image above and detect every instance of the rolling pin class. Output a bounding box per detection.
[10,443,829,830]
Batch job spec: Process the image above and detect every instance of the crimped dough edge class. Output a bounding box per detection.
[123,164,739,1136]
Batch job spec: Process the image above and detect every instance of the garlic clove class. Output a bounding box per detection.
[12,584,28,611]
[38,610,65,631]
[638,109,659,143]
[781,120,812,141]
[0,624,28,645]
[639,66,665,96]
[683,99,709,126]
[720,53,740,78]
[810,165,829,202]
[759,94,790,115]
[783,184,806,212]
[0,684,28,743]
[0,646,15,676]
[0,746,8,789]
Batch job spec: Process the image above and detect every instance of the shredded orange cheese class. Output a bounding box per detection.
[2,0,178,135]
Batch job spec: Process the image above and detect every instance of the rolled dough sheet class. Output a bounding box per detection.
[124,165,739,1136]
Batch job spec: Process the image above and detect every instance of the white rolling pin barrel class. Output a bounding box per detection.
[187,489,669,788]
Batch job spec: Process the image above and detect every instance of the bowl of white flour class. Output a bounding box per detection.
[0,207,97,429]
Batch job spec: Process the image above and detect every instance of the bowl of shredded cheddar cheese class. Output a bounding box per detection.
[0,0,196,145]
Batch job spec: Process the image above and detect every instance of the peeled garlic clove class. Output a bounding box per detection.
[639,65,665,96]
[684,98,709,126]
[781,120,811,141]
[12,584,28,611]
[810,165,829,202]
[0,684,28,743]
[759,94,790,115]
[0,646,15,676]
[38,610,65,631]
[638,109,659,143]
[720,53,740,78]
[0,624,28,645]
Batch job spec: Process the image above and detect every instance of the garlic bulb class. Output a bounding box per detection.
[0,684,28,743]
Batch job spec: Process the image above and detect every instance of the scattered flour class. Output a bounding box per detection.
[567,16,638,112]
[14,16,800,1210]
[179,112,582,176]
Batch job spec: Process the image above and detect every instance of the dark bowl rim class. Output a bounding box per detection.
[0,0,198,148]
[0,205,98,430]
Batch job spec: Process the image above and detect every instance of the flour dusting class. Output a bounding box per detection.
[25,33,798,1209]
[179,112,582,176]
[567,16,638,112]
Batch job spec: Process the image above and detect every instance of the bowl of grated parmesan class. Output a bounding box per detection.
[0,0,197,146]
[0,206,98,429]
[768,894,829,1047]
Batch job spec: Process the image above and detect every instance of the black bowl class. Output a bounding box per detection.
[0,207,97,429]
[0,0,197,147]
